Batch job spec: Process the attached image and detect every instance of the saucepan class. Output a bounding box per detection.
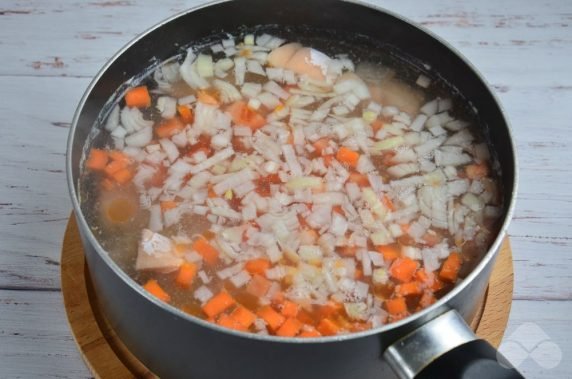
[66,0,520,377]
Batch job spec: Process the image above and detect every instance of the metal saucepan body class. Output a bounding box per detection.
[66,0,518,378]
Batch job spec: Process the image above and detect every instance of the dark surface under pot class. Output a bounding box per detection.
[67,0,518,378]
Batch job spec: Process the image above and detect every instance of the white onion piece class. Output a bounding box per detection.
[213,79,242,103]
[234,57,246,85]
[230,270,251,288]
[434,150,472,167]
[125,126,153,147]
[180,52,210,89]
[387,163,419,178]
[414,135,446,157]
[156,96,177,119]
[194,286,214,303]
[241,82,262,98]
[420,99,438,116]
[282,144,303,176]
[189,147,234,174]
[121,107,153,133]
[264,80,290,100]
[148,204,163,232]
[159,138,179,163]
[105,105,120,131]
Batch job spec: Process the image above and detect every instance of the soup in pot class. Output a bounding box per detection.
[80,31,502,337]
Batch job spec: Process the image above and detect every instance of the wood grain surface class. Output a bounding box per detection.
[1,0,571,378]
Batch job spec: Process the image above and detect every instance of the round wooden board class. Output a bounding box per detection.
[61,214,514,379]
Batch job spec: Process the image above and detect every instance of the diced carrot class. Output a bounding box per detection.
[318,301,343,318]
[276,317,303,337]
[177,104,194,124]
[245,259,271,276]
[160,200,178,212]
[112,168,133,184]
[257,305,285,331]
[465,163,489,179]
[312,138,330,155]
[191,237,219,266]
[376,245,400,261]
[217,313,246,331]
[108,150,130,165]
[323,154,334,167]
[336,147,360,168]
[348,172,369,187]
[419,291,437,309]
[414,268,431,284]
[125,85,151,108]
[395,281,423,297]
[431,278,445,292]
[202,291,236,318]
[371,119,384,133]
[246,274,271,298]
[382,195,395,212]
[143,279,170,302]
[317,318,340,336]
[156,117,184,138]
[230,305,257,329]
[86,148,108,171]
[197,90,220,106]
[389,258,419,283]
[439,252,462,282]
[385,297,407,315]
[338,245,358,257]
[296,308,315,325]
[299,327,321,337]
[227,101,266,130]
[175,262,197,288]
[280,300,299,318]
[103,159,127,176]
[354,267,363,280]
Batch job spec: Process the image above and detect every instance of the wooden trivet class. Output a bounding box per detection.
[61,214,514,379]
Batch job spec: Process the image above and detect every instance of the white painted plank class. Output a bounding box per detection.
[0,75,88,289]
[0,290,91,378]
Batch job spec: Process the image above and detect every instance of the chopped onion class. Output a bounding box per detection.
[416,74,431,88]
[264,80,290,100]
[371,136,405,152]
[125,126,153,147]
[189,147,235,174]
[214,79,242,103]
[234,57,246,85]
[286,176,323,190]
[104,105,120,131]
[230,270,251,288]
[196,54,214,77]
[241,82,262,98]
[159,138,179,163]
[194,285,214,303]
[363,188,387,219]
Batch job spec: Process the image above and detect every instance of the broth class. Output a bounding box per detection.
[80,30,502,337]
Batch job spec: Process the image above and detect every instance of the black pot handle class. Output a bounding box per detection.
[384,310,525,379]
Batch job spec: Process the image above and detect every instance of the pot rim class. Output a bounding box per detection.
[66,0,518,344]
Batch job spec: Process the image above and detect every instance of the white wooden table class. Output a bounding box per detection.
[1,0,570,377]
